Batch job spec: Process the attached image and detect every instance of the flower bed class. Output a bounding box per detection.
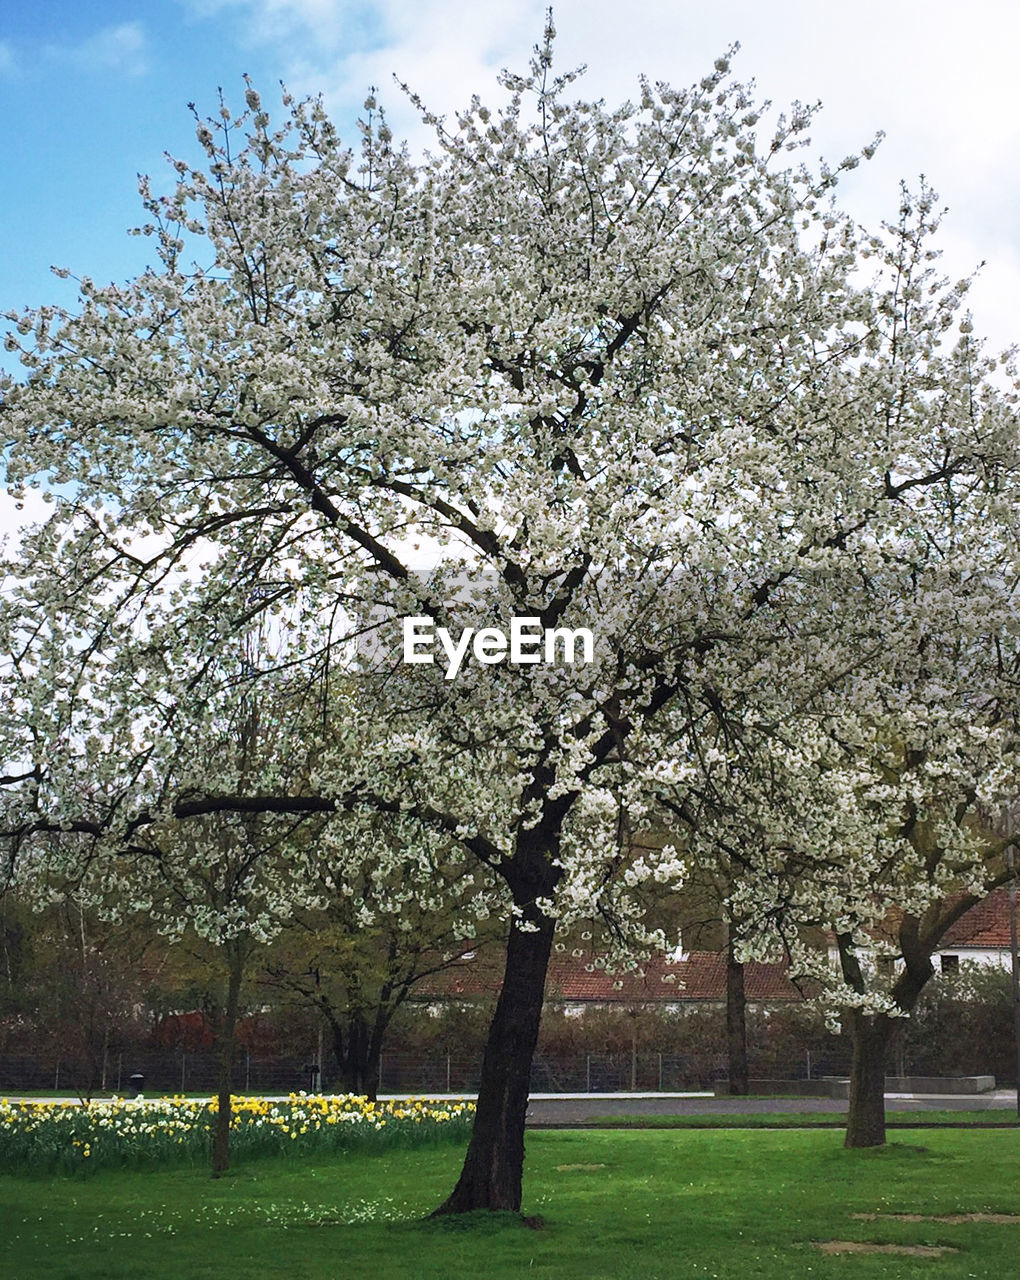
[0,1093,474,1174]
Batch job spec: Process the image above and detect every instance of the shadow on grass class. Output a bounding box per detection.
[420,1208,550,1236]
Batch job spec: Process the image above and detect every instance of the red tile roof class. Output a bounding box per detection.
[941,889,1016,949]
[416,950,803,1004]
[545,953,802,1003]
[414,889,1020,1008]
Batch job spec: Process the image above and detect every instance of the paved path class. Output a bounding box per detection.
[523,1089,1020,1125]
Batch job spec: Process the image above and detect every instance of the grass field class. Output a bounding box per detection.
[4,1128,1020,1279]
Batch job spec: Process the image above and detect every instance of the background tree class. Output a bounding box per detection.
[118,665,336,1174]
[3,635,335,1172]
[0,893,151,1100]
[715,724,1019,1148]
[262,826,504,1098]
[830,764,1016,1149]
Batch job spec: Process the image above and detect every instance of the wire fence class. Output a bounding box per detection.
[0,1048,857,1096]
[0,1051,315,1096]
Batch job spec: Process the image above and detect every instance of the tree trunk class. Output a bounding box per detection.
[844,1009,892,1149]
[725,933,748,1096]
[211,949,243,1177]
[331,1011,384,1100]
[364,1006,390,1102]
[838,922,935,1151]
[432,912,555,1216]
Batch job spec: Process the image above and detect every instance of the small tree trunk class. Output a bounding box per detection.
[725,933,748,1096]
[844,1010,891,1149]
[332,1012,383,1100]
[211,950,243,1177]
[331,1017,354,1094]
[362,1007,392,1103]
[432,912,555,1216]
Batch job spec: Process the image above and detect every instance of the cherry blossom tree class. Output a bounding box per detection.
[793,723,1020,1148]
[3,18,1019,1213]
[1,629,337,1172]
[672,553,1020,1148]
[680,716,1020,1145]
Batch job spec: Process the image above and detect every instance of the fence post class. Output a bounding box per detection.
[446,1053,451,1093]
[245,1049,251,1094]
[586,1054,591,1093]
[658,1052,663,1092]
[806,1049,812,1080]
[377,1052,383,1095]
[54,1060,60,1091]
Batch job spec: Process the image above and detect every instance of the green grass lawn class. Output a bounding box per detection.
[4,1129,1020,1279]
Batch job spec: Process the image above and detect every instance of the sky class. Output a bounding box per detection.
[1,0,1019,506]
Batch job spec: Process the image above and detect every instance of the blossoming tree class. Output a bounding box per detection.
[669,707,1020,1147]
[3,20,1019,1212]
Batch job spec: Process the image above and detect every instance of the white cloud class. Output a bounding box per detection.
[45,22,150,78]
[0,41,15,76]
[184,0,367,52]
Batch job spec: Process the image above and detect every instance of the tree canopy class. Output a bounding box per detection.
[3,19,1020,1212]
